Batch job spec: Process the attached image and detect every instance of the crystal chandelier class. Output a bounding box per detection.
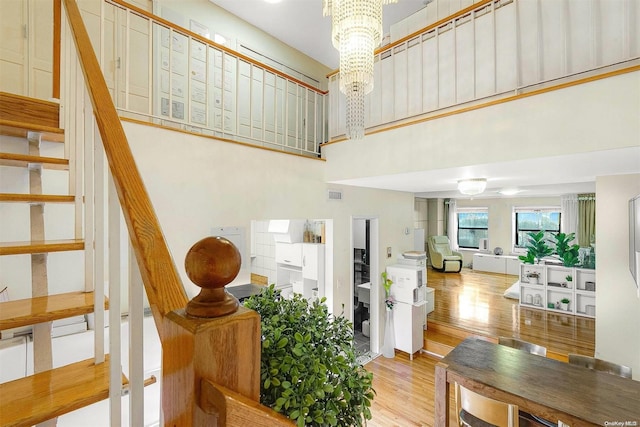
[324,0,398,140]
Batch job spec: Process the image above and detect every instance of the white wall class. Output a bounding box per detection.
[124,122,415,349]
[595,174,640,379]
[323,71,640,183]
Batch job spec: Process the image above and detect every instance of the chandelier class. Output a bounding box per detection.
[324,0,398,140]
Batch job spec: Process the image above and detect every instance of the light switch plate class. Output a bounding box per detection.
[387,247,392,258]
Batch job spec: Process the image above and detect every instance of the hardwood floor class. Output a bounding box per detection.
[364,267,596,427]
[428,268,595,357]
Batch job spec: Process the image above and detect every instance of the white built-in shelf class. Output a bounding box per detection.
[519,264,596,318]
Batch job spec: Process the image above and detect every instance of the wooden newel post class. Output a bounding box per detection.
[162,237,262,426]
[185,236,240,318]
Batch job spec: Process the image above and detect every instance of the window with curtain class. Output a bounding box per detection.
[457,208,488,249]
[513,207,561,250]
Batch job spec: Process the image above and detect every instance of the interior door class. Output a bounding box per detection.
[0,0,53,99]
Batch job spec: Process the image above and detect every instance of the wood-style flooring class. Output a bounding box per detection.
[364,268,596,427]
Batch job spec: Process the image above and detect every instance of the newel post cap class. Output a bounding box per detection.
[184,236,241,318]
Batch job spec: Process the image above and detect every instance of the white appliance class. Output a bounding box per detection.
[386,264,427,359]
[386,264,426,305]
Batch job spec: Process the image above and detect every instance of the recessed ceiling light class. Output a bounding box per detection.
[498,189,522,196]
[264,0,282,3]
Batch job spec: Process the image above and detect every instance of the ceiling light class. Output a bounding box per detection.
[458,178,487,196]
[323,0,398,140]
[264,0,282,3]
[498,188,522,196]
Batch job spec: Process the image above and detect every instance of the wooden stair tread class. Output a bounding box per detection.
[0,152,69,170]
[0,239,84,256]
[0,120,64,143]
[0,356,117,427]
[0,291,106,330]
[0,193,75,203]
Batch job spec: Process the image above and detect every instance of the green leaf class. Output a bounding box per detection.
[277,337,288,348]
[294,332,304,343]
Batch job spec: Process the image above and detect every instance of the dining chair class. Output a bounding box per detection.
[455,383,551,427]
[498,337,547,357]
[568,354,633,379]
[455,382,519,427]
[456,383,553,427]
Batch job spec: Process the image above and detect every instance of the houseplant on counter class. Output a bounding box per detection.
[244,285,375,427]
[560,297,571,311]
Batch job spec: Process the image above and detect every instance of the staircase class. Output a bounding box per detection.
[0,93,112,426]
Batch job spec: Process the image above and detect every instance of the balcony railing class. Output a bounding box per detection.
[95,0,327,157]
[328,0,640,139]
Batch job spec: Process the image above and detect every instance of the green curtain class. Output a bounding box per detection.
[578,193,596,247]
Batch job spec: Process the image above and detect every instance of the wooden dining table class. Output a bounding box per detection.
[434,337,640,426]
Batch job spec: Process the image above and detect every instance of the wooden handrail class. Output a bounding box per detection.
[61,0,188,333]
[200,380,295,426]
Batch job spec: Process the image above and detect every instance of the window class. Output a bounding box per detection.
[457,208,488,249]
[513,207,561,249]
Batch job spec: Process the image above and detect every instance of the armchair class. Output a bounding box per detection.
[427,235,463,272]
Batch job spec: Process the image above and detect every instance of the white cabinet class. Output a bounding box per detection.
[275,242,302,267]
[425,287,435,315]
[303,244,324,280]
[275,243,324,302]
[301,244,325,300]
[473,253,520,275]
[519,264,596,318]
[393,301,425,360]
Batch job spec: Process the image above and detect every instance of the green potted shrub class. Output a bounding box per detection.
[244,285,375,427]
[560,298,570,311]
[554,232,580,267]
[518,231,554,264]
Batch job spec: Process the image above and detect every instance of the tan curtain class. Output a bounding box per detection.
[578,193,596,247]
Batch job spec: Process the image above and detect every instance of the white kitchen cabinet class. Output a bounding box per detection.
[275,242,302,267]
[275,243,324,302]
[302,243,325,300]
[303,244,323,279]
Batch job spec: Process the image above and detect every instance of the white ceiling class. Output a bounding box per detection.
[207,0,639,199]
[208,0,429,69]
[330,147,640,198]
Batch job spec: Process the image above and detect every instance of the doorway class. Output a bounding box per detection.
[351,217,379,362]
